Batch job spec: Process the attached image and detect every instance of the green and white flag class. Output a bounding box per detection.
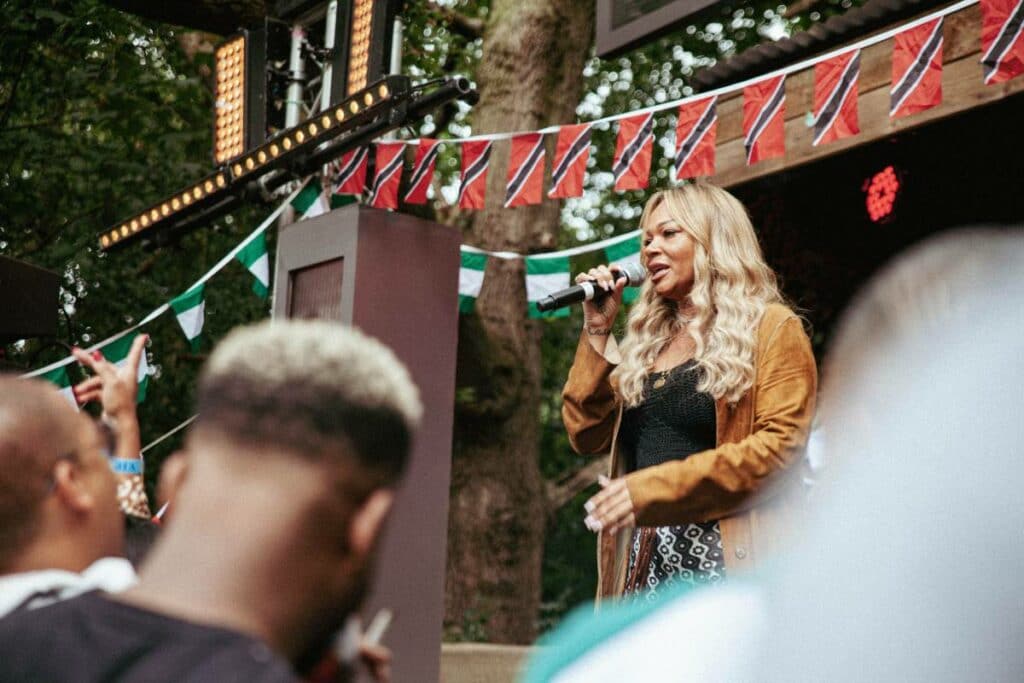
[605,234,643,305]
[525,255,571,319]
[41,365,77,407]
[100,335,150,403]
[170,284,205,351]
[291,184,330,220]
[330,193,357,210]
[458,251,487,314]
[236,233,270,298]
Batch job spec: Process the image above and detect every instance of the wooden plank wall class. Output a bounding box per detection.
[710,5,1024,188]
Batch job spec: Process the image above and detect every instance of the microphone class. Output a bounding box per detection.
[535,263,646,312]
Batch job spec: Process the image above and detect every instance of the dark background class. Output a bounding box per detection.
[737,93,1024,356]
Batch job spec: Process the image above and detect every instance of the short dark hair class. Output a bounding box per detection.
[194,321,422,483]
[0,378,81,571]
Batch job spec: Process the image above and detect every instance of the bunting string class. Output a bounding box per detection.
[398,0,978,146]
[459,228,641,260]
[23,181,307,379]
[141,415,198,454]
[24,0,1009,384]
[24,181,642,382]
[315,0,998,210]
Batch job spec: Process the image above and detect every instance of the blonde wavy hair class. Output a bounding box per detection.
[612,183,783,406]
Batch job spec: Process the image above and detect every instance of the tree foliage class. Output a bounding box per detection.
[1,0,270,491]
[2,0,858,638]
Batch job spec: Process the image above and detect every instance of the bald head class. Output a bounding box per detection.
[0,377,88,571]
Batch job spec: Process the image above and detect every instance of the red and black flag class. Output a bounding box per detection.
[504,133,546,208]
[548,124,591,199]
[813,50,860,146]
[981,0,1024,84]
[674,96,717,180]
[369,142,404,210]
[403,138,441,205]
[458,140,492,210]
[612,112,655,191]
[743,75,786,164]
[891,18,944,118]
[332,147,369,196]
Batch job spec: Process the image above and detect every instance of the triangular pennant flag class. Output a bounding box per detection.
[605,235,643,305]
[459,140,492,210]
[548,124,591,199]
[291,183,329,220]
[170,284,206,352]
[743,75,786,165]
[236,232,271,298]
[458,251,487,314]
[674,97,717,180]
[891,18,944,118]
[100,335,150,403]
[333,147,369,196]
[40,365,77,407]
[813,50,860,147]
[525,255,571,319]
[504,133,546,208]
[370,142,405,209]
[612,112,655,191]
[981,0,1024,84]
[404,139,441,204]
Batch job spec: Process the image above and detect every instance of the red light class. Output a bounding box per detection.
[864,165,901,223]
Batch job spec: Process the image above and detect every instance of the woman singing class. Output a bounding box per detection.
[562,183,817,601]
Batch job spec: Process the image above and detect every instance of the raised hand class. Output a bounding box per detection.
[71,334,148,421]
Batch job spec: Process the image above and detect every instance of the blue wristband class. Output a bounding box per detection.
[110,458,144,475]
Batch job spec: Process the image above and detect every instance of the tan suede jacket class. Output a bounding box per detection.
[562,303,817,599]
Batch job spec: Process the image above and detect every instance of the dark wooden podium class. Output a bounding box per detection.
[272,205,460,683]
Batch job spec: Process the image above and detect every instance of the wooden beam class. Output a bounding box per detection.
[706,5,1024,188]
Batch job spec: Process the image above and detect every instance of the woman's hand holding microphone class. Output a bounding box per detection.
[578,265,627,345]
[576,265,636,535]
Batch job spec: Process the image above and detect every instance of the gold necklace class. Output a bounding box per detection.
[653,326,694,389]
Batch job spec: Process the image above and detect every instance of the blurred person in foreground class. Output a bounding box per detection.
[0,334,149,615]
[524,228,1024,682]
[0,320,421,682]
[563,183,816,600]
[759,228,1024,682]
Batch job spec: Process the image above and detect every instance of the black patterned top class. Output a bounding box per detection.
[619,360,725,599]
[618,360,716,471]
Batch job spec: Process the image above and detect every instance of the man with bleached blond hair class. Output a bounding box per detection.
[0,320,421,683]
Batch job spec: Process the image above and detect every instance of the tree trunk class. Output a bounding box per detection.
[445,0,594,644]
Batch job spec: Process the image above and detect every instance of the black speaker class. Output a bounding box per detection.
[0,256,59,344]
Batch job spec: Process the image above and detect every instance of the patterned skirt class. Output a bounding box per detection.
[624,521,726,601]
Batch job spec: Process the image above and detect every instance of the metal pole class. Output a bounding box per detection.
[320,1,339,177]
[383,17,404,140]
[275,24,308,316]
[285,25,307,128]
[390,16,403,76]
[321,1,339,113]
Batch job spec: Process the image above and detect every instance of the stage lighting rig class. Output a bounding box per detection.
[213,34,248,163]
[98,75,478,252]
[212,23,292,164]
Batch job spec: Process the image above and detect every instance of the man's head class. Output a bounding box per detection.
[164,320,421,661]
[0,377,123,574]
[195,319,421,487]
